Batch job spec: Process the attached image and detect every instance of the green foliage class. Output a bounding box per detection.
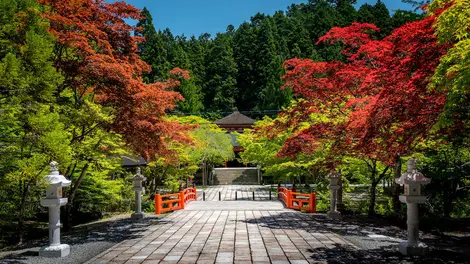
[0,0,71,236]
[357,1,392,37]
[204,33,238,111]
[416,140,470,218]
[0,0,139,241]
[237,112,327,184]
[428,0,470,134]
[144,116,234,191]
[74,164,133,215]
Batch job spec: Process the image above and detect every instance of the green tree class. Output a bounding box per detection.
[391,10,424,28]
[233,22,258,110]
[357,0,392,37]
[429,0,470,135]
[204,33,238,111]
[0,0,70,243]
[156,116,234,187]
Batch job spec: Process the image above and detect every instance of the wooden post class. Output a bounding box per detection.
[309,192,316,213]
[287,190,292,208]
[252,191,255,201]
[180,191,185,210]
[155,194,162,215]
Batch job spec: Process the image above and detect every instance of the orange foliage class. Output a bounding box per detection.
[39,0,190,161]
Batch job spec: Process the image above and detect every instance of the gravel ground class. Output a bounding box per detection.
[308,214,470,264]
[0,213,162,264]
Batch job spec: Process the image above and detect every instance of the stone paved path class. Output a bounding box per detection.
[197,185,274,201]
[185,201,285,211]
[87,209,355,264]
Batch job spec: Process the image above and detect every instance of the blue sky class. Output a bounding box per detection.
[123,0,415,37]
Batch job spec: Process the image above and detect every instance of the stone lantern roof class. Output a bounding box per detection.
[130,167,146,181]
[327,170,341,179]
[44,161,71,186]
[396,158,431,185]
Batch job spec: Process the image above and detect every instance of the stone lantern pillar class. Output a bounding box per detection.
[327,170,342,219]
[396,158,431,256]
[131,167,146,221]
[39,161,71,258]
[211,168,216,185]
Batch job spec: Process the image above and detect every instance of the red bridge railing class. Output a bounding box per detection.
[278,186,316,213]
[155,188,197,215]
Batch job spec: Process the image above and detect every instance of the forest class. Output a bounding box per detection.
[136,0,423,114]
[1,0,470,249]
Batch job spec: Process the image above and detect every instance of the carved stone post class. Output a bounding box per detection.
[39,161,71,258]
[131,167,146,221]
[327,170,341,219]
[396,158,430,256]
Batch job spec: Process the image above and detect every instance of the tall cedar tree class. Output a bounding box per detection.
[203,33,238,111]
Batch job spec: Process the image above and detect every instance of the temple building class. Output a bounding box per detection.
[214,111,257,167]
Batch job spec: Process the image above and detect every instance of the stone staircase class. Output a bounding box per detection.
[212,167,259,185]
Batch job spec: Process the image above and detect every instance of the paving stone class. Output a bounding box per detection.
[87,186,355,264]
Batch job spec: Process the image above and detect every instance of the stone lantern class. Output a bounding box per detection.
[131,167,146,220]
[327,170,342,219]
[39,161,71,258]
[396,158,431,256]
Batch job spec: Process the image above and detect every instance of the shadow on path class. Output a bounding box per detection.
[242,212,470,263]
[0,215,168,264]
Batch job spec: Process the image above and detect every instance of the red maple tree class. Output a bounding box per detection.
[38,0,190,160]
[271,17,448,165]
[261,14,450,216]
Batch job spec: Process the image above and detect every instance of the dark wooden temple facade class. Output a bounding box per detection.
[214,111,256,167]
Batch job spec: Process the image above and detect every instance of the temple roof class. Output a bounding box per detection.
[121,156,147,167]
[214,111,257,126]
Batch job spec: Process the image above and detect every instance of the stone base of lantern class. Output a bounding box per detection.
[39,244,70,258]
[327,211,341,219]
[131,212,145,221]
[398,241,428,256]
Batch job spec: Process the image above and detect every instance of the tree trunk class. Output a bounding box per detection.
[443,178,454,218]
[368,180,377,217]
[337,177,344,212]
[64,163,89,231]
[392,156,402,219]
[17,180,32,245]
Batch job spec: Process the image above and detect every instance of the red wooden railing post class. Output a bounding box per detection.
[180,191,185,209]
[194,187,197,200]
[155,194,162,215]
[287,189,292,208]
[309,192,316,213]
